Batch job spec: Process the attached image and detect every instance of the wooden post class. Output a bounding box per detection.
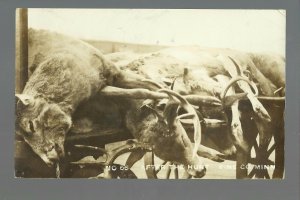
[15,8,29,178]
[15,8,28,93]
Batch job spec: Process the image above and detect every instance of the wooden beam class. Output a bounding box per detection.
[15,8,28,93]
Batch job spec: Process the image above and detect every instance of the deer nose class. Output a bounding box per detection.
[194,166,206,178]
[46,147,59,162]
[44,143,55,152]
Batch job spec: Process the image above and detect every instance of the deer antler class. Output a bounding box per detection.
[158,89,201,158]
[220,76,258,107]
[100,86,222,106]
[217,55,271,122]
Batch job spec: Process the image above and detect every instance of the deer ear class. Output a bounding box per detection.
[29,52,46,74]
[15,94,34,106]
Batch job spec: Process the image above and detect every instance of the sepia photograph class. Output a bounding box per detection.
[15,8,285,179]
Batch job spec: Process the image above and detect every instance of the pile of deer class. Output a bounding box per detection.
[15,29,285,178]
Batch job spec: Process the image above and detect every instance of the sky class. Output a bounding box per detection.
[28,9,286,55]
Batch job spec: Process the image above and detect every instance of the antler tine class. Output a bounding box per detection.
[158,89,189,106]
[140,79,167,121]
[227,56,258,96]
[158,89,201,158]
[227,56,242,76]
[220,56,259,107]
[220,76,258,106]
[141,79,165,90]
[170,77,177,90]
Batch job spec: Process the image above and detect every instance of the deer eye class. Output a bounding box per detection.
[28,120,35,133]
[57,126,66,134]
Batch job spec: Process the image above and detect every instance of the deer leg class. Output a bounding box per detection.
[216,75,249,152]
[114,70,161,91]
[237,81,271,122]
[231,100,249,152]
[197,145,225,162]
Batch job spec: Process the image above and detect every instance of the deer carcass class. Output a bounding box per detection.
[248,52,285,96]
[107,46,284,156]
[122,89,207,178]
[15,29,162,166]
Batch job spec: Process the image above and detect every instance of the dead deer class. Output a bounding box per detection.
[117,47,274,123]
[15,29,161,166]
[158,47,272,122]
[215,74,251,152]
[16,29,223,170]
[108,47,282,160]
[216,55,271,122]
[248,52,285,96]
[124,89,207,178]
